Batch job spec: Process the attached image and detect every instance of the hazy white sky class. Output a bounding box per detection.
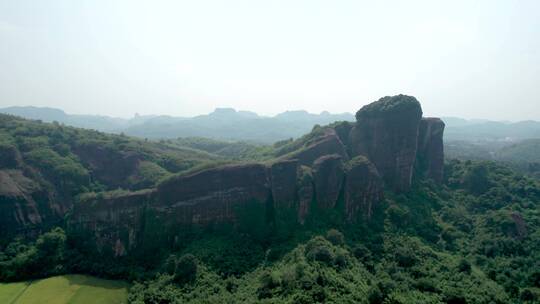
[0,0,539,120]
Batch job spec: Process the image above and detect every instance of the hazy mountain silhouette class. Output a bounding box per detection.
[1,106,538,144]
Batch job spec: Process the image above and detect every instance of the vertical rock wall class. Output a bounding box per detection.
[417,118,445,183]
[64,94,446,255]
[349,95,424,192]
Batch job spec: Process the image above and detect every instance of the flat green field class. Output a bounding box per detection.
[0,275,129,304]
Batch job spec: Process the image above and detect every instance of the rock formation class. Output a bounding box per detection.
[312,154,345,209]
[296,166,314,224]
[285,128,349,166]
[344,156,384,221]
[156,163,270,225]
[70,189,152,256]
[349,95,423,191]
[0,170,43,233]
[270,159,298,208]
[73,142,142,189]
[417,118,445,183]
[6,94,446,256]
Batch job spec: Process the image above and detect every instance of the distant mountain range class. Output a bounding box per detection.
[442,117,540,142]
[1,106,539,143]
[0,106,354,143]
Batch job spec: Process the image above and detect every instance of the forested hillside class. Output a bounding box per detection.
[0,96,539,303]
[2,159,538,303]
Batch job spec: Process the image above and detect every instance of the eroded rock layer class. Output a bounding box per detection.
[313,154,345,209]
[344,156,384,221]
[7,94,446,256]
[349,95,423,192]
[417,117,445,183]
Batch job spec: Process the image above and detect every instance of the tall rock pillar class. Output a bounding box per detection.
[349,95,423,192]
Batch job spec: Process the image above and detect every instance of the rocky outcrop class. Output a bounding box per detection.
[69,189,153,256]
[270,160,298,208]
[156,163,270,225]
[57,94,447,255]
[344,156,383,221]
[313,155,345,209]
[349,95,423,192]
[0,170,44,235]
[0,145,21,169]
[296,166,314,224]
[73,142,141,189]
[286,129,349,166]
[417,118,445,183]
[510,212,527,240]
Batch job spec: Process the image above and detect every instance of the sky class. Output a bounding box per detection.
[0,0,539,120]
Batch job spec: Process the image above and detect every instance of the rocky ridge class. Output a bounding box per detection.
[67,95,445,255]
[1,95,445,256]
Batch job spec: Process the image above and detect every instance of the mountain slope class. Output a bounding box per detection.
[0,96,539,303]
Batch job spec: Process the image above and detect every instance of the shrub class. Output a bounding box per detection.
[174,254,198,284]
[353,244,372,262]
[463,163,491,194]
[394,246,418,268]
[305,237,335,265]
[163,254,177,275]
[334,251,349,269]
[387,204,410,228]
[325,229,345,246]
[457,259,472,274]
[257,270,281,299]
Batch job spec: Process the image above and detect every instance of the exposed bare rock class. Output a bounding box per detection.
[69,189,154,255]
[156,163,270,225]
[510,212,527,239]
[286,128,349,167]
[296,165,314,224]
[313,154,345,209]
[270,159,298,208]
[0,170,43,234]
[417,118,445,183]
[73,142,141,189]
[5,95,452,255]
[344,156,384,221]
[350,95,423,192]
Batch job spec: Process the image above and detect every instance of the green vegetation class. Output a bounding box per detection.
[273,124,330,157]
[125,159,540,303]
[172,137,274,161]
[355,95,422,120]
[0,114,223,195]
[1,159,537,303]
[445,138,540,178]
[1,114,539,303]
[0,275,128,304]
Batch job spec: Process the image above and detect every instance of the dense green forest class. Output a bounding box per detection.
[445,139,540,179]
[0,114,539,303]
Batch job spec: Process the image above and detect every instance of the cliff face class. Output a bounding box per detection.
[349,95,423,192]
[285,128,349,166]
[0,170,43,233]
[313,155,345,209]
[270,160,298,208]
[73,142,142,189]
[344,156,384,221]
[0,145,66,236]
[155,163,270,225]
[417,118,445,183]
[17,94,446,256]
[69,189,153,257]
